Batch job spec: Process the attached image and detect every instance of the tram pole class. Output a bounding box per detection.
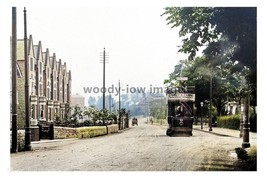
[11,7,18,153]
[24,7,32,151]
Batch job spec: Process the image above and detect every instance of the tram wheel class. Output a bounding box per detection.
[166,129,172,136]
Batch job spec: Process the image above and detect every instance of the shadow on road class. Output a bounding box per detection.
[197,157,238,171]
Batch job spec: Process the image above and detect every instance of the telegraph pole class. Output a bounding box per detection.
[118,80,121,129]
[103,48,105,110]
[109,93,111,112]
[24,7,32,151]
[11,7,18,153]
[100,48,109,110]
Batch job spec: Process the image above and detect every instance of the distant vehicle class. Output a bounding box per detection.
[166,86,195,136]
[132,118,138,126]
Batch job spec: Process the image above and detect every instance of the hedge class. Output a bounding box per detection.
[217,114,240,130]
[217,114,257,132]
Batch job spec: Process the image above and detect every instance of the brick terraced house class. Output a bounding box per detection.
[15,35,72,129]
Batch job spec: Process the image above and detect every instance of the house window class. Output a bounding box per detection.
[61,109,64,120]
[54,89,57,100]
[48,108,52,121]
[47,88,50,100]
[31,105,35,119]
[30,58,33,71]
[40,105,44,119]
[39,84,43,96]
[39,62,42,75]
[47,68,50,79]
[31,82,34,95]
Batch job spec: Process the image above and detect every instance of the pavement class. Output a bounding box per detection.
[193,124,257,140]
[29,128,131,150]
[28,124,257,151]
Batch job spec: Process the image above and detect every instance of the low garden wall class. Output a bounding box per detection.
[54,124,119,139]
[107,124,119,134]
[76,126,106,138]
[11,124,119,152]
[54,127,77,139]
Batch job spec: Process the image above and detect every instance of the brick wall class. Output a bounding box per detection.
[54,124,118,139]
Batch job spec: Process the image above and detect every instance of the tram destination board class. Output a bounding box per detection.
[167,93,195,102]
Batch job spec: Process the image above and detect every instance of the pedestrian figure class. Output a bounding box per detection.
[176,106,184,117]
[150,118,153,124]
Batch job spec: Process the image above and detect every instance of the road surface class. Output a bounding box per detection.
[10,118,256,171]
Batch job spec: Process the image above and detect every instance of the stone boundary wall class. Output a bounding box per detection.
[107,124,119,134]
[54,124,119,139]
[76,126,106,138]
[54,127,77,139]
[11,125,119,152]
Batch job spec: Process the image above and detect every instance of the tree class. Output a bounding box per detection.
[64,102,71,124]
[162,7,256,106]
[87,96,96,107]
[71,106,82,126]
[164,54,249,116]
[83,106,98,125]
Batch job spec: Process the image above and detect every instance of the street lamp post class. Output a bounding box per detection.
[209,76,213,131]
[239,103,244,137]
[200,102,203,129]
[118,80,121,130]
[239,76,250,148]
[146,102,149,124]
[11,7,18,153]
[24,7,32,151]
[102,48,106,110]
[160,97,163,125]
[242,93,250,148]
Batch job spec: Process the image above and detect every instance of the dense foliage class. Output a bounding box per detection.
[55,105,118,127]
[162,7,256,116]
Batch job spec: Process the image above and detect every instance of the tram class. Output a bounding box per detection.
[166,86,195,136]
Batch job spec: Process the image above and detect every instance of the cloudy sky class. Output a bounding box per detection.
[13,5,184,99]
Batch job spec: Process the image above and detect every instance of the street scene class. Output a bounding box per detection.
[11,118,257,171]
[6,2,259,176]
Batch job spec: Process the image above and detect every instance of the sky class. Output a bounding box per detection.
[13,6,185,99]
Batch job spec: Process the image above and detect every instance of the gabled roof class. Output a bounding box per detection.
[42,52,46,61]
[68,70,72,81]
[33,41,43,62]
[51,53,57,70]
[27,35,35,58]
[16,35,34,61]
[57,59,62,74]
[33,45,38,59]
[62,62,67,76]
[43,48,50,67]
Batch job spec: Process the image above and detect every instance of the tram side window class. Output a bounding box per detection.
[168,104,176,116]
